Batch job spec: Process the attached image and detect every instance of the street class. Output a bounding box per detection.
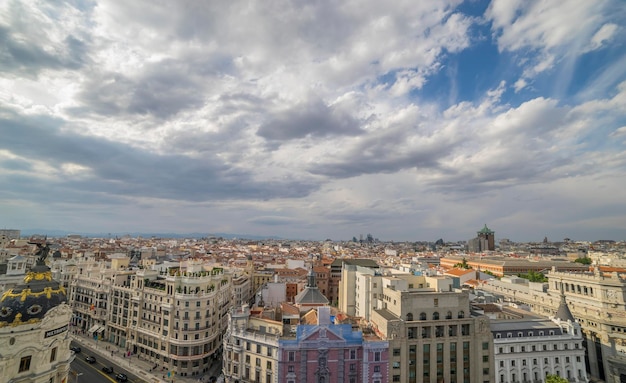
[71,342,143,383]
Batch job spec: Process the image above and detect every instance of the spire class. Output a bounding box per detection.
[307,265,316,287]
[555,282,575,322]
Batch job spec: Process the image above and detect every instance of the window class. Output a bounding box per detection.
[288,351,295,362]
[288,365,295,373]
[433,312,439,320]
[374,351,381,362]
[350,349,357,359]
[482,342,489,350]
[50,347,57,362]
[374,366,380,372]
[257,344,261,353]
[420,312,427,320]
[19,356,32,372]
[483,355,489,363]
[393,348,401,356]
[392,375,400,382]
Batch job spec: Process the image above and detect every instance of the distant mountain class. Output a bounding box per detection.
[20,229,281,240]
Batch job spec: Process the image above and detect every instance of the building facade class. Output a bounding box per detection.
[0,256,73,383]
[370,289,494,383]
[492,314,588,383]
[479,267,626,382]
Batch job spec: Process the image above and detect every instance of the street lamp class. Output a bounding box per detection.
[75,372,83,383]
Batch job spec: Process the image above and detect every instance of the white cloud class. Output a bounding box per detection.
[486,0,617,76]
[513,78,528,93]
[0,0,625,241]
[588,23,619,51]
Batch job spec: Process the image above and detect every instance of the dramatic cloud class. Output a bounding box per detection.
[0,0,624,241]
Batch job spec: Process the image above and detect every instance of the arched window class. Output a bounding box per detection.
[458,310,465,318]
[406,313,413,321]
[433,312,439,320]
[419,312,427,320]
[446,311,452,319]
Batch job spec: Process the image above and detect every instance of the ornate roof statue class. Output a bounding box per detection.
[1,236,67,327]
[29,235,50,265]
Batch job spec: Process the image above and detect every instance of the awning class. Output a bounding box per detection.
[88,324,100,333]
[97,326,105,333]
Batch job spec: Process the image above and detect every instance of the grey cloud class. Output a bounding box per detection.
[247,216,300,226]
[0,26,88,77]
[71,55,233,119]
[308,125,455,178]
[257,100,363,141]
[0,109,320,202]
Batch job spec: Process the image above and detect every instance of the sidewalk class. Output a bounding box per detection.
[70,332,222,383]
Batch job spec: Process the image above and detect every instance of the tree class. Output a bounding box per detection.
[545,374,568,383]
[517,270,548,282]
[454,258,470,269]
[574,257,592,265]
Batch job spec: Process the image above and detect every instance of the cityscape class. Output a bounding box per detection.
[1,227,626,383]
[1,0,626,383]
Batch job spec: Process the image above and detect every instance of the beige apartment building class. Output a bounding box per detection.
[338,263,494,383]
[67,256,244,377]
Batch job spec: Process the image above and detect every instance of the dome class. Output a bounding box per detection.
[0,262,67,327]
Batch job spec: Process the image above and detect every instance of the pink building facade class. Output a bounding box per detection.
[278,323,388,383]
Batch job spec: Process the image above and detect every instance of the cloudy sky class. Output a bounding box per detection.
[1,0,625,242]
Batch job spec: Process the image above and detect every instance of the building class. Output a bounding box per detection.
[370,289,494,383]
[222,304,389,383]
[222,304,283,383]
[293,268,329,312]
[279,306,389,383]
[128,265,232,377]
[0,229,20,240]
[66,257,240,377]
[468,224,495,252]
[0,249,73,383]
[440,255,589,277]
[478,267,626,382]
[492,296,588,383]
[331,259,380,309]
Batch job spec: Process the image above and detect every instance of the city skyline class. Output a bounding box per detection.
[1,0,625,242]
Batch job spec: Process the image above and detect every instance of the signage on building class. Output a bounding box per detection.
[45,324,69,338]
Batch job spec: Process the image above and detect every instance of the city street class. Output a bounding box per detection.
[70,351,140,383]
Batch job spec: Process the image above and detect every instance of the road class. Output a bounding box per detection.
[70,342,143,383]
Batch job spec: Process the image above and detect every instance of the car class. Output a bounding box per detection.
[85,356,96,363]
[115,373,128,382]
[102,366,114,373]
[70,346,81,353]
